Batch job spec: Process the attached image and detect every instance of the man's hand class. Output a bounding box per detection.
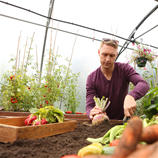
[124,94,136,117]
[90,106,105,120]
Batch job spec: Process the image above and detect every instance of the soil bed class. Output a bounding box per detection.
[0,120,118,158]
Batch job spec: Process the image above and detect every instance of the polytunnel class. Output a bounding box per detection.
[0,0,158,113]
[0,1,158,158]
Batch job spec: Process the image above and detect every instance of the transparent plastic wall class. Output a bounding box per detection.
[0,0,158,112]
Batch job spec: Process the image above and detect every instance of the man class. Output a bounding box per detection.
[86,38,149,120]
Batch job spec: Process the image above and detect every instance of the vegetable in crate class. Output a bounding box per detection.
[24,114,37,125]
[92,96,110,126]
[24,106,65,126]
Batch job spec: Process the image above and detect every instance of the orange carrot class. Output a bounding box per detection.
[147,145,158,158]
[140,125,158,144]
[112,116,142,158]
[136,143,149,150]
[126,141,158,158]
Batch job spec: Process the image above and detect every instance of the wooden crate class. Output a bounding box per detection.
[0,117,77,143]
[64,114,91,123]
[0,111,123,124]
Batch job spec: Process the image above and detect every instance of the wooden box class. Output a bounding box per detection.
[0,117,77,143]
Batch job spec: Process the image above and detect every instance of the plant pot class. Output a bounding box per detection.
[136,57,148,67]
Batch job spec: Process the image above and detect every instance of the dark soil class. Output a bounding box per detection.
[0,120,119,158]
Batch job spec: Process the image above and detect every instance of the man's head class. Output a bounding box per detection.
[98,38,119,70]
[100,38,119,50]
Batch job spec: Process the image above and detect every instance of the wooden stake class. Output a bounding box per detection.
[59,30,78,109]
[52,46,59,76]
[51,22,59,75]
[15,31,22,77]
[18,50,21,70]
[48,13,54,76]
[113,29,118,40]
[21,36,28,75]
[36,45,40,81]
[25,32,35,72]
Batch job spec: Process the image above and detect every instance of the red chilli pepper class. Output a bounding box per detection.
[109,139,120,146]
[28,87,30,89]
[44,95,46,97]
[45,85,47,87]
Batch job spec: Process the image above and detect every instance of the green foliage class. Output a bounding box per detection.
[130,63,158,118]
[63,72,81,113]
[29,106,65,123]
[0,40,81,113]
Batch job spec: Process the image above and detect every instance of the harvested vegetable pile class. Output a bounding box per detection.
[0,120,117,158]
[24,106,65,126]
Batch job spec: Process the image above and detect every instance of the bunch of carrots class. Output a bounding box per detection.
[82,116,158,158]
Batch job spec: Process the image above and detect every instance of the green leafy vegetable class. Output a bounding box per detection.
[29,106,65,123]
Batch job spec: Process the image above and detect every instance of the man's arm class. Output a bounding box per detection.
[86,75,102,119]
[124,64,150,116]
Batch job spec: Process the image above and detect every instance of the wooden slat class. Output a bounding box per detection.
[0,111,123,124]
[16,120,77,140]
[0,117,77,143]
[0,111,30,116]
[0,117,26,126]
[64,114,88,119]
[109,120,123,124]
[0,125,18,143]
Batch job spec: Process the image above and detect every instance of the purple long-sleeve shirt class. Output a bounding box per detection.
[86,62,149,120]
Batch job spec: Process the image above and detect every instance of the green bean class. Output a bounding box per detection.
[110,126,122,143]
[87,137,103,143]
[102,137,110,144]
[102,128,113,139]
[115,128,124,136]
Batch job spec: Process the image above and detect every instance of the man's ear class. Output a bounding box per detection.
[98,49,100,56]
[116,51,118,57]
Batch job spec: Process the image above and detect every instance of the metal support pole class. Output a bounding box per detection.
[116,4,158,61]
[40,0,55,81]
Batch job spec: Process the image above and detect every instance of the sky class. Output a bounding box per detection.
[0,0,158,112]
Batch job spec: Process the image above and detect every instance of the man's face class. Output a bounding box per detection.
[98,44,118,69]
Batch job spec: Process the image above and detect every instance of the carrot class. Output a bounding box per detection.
[140,125,158,144]
[136,143,149,150]
[112,116,142,158]
[126,141,158,158]
[147,145,158,158]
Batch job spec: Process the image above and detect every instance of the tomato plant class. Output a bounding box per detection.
[0,40,81,113]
